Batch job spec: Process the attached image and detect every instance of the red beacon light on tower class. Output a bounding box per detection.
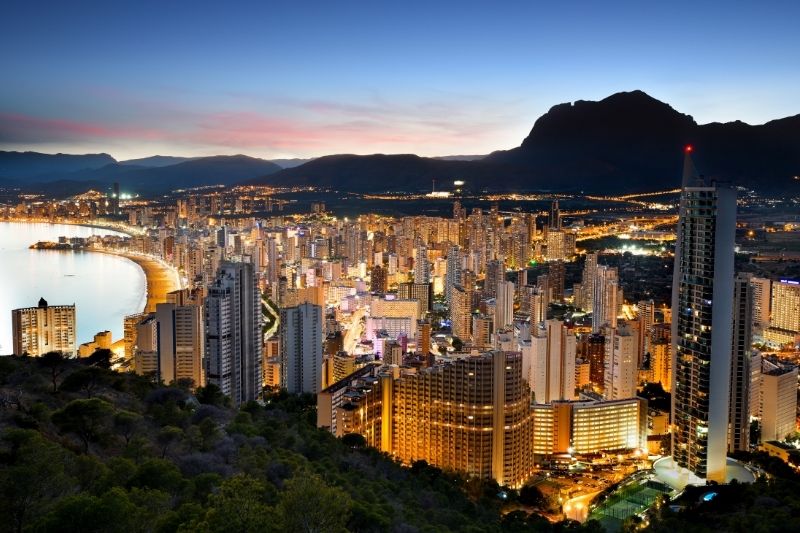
[685,145,694,153]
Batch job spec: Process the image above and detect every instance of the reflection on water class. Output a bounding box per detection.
[0,222,146,354]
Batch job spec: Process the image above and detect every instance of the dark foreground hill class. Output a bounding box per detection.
[0,353,603,532]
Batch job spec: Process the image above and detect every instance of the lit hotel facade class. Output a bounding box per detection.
[318,351,647,487]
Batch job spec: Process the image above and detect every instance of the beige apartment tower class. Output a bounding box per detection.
[11,298,76,357]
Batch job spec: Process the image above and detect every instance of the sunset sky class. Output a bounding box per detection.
[2,0,798,160]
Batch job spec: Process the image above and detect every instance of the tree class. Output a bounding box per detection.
[37,351,68,393]
[341,433,366,448]
[157,425,184,458]
[199,474,278,532]
[114,410,144,445]
[51,398,113,452]
[0,429,75,533]
[195,383,230,407]
[276,474,352,533]
[60,366,109,398]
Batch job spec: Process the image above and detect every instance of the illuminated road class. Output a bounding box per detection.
[563,491,601,523]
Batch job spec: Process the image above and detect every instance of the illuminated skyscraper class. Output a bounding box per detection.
[205,261,263,406]
[671,146,737,483]
[445,245,463,306]
[592,265,620,333]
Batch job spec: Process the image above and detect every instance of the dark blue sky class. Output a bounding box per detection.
[1,0,798,159]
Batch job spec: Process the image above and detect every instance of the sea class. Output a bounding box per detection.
[0,222,147,354]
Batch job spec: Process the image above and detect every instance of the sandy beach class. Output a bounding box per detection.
[98,250,182,313]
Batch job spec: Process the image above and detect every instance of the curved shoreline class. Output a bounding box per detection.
[94,250,182,313]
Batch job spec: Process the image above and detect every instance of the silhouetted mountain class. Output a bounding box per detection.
[2,154,282,195]
[119,155,198,167]
[0,151,116,179]
[434,154,486,161]
[250,153,527,192]
[485,90,800,192]
[269,158,315,169]
[253,91,800,194]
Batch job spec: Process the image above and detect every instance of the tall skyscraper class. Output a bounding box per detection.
[280,302,323,394]
[749,277,771,334]
[530,319,576,404]
[445,245,463,306]
[671,147,737,483]
[729,273,753,453]
[155,302,204,388]
[205,261,262,406]
[484,259,504,299]
[414,240,430,284]
[548,261,566,302]
[592,265,620,333]
[451,284,473,342]
[549,199,561,231]
[11,298,76,357]
[495,280,515,329]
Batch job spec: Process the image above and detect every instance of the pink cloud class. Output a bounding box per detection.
[0,112,166,142]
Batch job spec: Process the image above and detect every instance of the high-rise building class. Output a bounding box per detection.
[530,320,576,404]
[484,259,504,299]
[549,199,561,231]
[495,280,515,329]
[11,298,76,357]
[671,147,737,483]
[451,284,473,341]
[604,322,639,400]
[414,241,430,284]
[548,261,566,302]
[155,302,204,388]
[750,277,771,334]
[445,245,463,307]
[123,312,149,365]
[729,273,753,453]
[577,252,599,311]
[592,265,620,333]
[280,302,323,394]
[472,314,494,350]
[205,261,263,406]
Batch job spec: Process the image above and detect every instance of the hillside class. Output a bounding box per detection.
[0,353,601,532]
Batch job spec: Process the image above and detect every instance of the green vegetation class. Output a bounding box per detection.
[637,452,800,532]
[0,353,602,532]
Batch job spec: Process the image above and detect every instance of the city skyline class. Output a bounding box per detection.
[2,1,800,159]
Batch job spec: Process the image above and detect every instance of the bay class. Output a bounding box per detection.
[0,222,146,354]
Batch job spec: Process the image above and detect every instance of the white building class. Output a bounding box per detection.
[280,302,323,394]
[531,319,576,404]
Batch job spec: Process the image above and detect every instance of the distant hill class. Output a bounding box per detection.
[119,155,198,167]
[434,154,486,161]
[0,151,116,179]
[249,153,528,192]
[269,158,315,169]
[0,154,282,195]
